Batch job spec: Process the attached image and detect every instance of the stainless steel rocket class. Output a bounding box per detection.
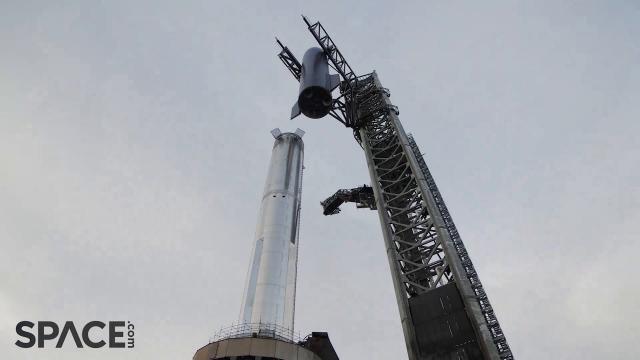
[239,128,305,334]
[291,47,340,119]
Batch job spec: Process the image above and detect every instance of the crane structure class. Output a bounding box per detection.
[277,16,514,360]
[320,185,376,215]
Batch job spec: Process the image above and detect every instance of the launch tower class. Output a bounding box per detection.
[276,16,514,360]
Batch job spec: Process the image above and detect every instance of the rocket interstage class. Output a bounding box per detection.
[239,128,305,335]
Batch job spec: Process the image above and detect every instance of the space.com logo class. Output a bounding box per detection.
[15,321,135,349]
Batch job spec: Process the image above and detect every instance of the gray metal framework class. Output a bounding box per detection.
[320,185,376,215]
[357,73,512,359]
[277,16,513,360]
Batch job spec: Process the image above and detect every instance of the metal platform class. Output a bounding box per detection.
[195,326,339,360]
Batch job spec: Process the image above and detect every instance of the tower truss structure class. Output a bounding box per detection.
[277,16,513,360]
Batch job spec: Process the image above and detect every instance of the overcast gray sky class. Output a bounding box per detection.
[1,1,638,359]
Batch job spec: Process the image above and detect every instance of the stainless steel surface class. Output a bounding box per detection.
[239,129,304,334]
[291,47,340,119]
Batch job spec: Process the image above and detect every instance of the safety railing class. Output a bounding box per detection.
[210,323,301,344]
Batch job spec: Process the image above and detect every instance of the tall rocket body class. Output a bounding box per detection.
[239,128,305,333]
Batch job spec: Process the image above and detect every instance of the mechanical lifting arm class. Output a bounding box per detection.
[320,185,376,215]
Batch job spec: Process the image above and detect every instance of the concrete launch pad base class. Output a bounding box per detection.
[193,332,339,360]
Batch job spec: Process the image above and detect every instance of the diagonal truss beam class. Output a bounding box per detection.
[357,72,513,360]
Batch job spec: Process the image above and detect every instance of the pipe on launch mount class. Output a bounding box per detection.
[239,128,305,336]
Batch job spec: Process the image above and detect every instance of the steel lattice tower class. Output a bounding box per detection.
[278,17,513,360]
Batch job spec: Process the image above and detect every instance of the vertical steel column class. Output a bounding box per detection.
[356,72,511,359]
[360,126,421,360]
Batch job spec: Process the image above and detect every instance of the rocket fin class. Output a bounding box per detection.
[291,102,301,119]
[329,74,341,91]
[270,128,282,138]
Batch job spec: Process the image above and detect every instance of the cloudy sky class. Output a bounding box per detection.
[1,1,638,359]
